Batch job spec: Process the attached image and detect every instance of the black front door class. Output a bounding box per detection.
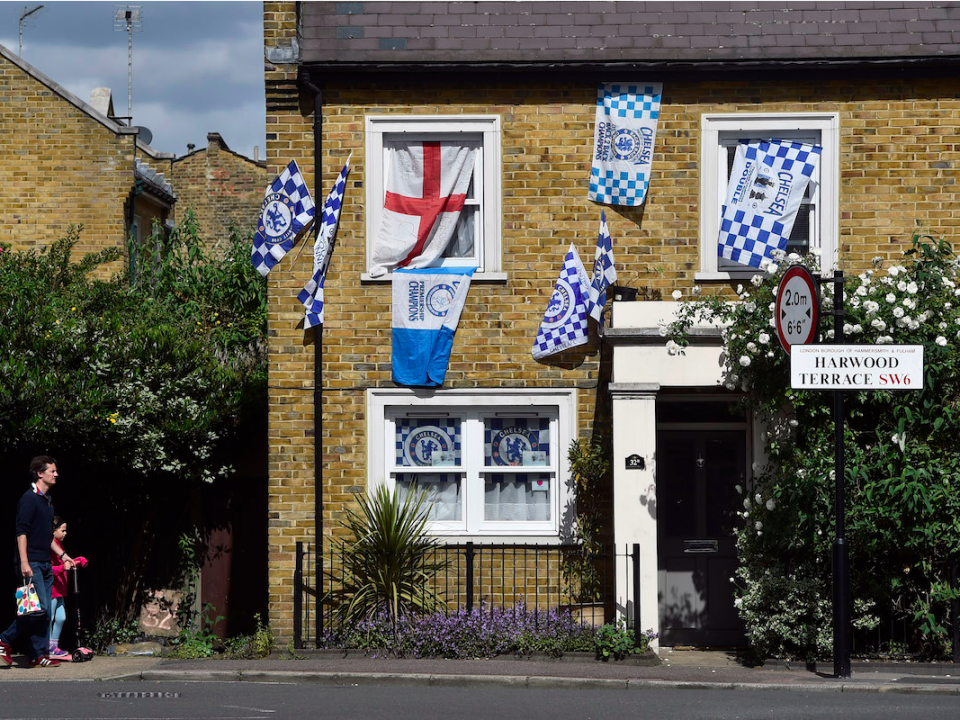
[657,430,747,647]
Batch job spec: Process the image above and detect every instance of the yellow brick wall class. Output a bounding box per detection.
[171,137,268,253]
[0,53,135,275]
[264,2,960,641]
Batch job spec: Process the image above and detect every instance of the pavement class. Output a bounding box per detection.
[2,647,960,695]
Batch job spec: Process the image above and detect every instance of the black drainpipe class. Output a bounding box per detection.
[300,72,324,589]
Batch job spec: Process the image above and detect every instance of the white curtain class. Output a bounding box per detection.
[485,478,549,521]
[398,476,461,521]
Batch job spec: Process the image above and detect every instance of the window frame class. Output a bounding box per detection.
[366,388,576,541]
[363,115,503,281]
[698,112,839,281]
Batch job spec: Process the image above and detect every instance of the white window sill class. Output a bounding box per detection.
[361,271,508,284]
[695,270,765,282]
[424,533,567,545]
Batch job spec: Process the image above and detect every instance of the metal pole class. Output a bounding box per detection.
[632,543,642,648]
[465,542,475,613]
[951,557,959,664]
[293,541,303,650]
[832,270,851,678]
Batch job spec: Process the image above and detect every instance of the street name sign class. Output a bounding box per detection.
[775,266,819,354]
[790,344,924,390]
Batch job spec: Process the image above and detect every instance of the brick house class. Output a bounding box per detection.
[263,1,960,647]
[171,133,268,252]
[0,42,179,275]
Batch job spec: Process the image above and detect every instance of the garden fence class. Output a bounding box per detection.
[293,540,641,650]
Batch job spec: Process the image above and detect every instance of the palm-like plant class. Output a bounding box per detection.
[329,485,448,639]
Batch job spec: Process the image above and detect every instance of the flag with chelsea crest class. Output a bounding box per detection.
[532,244,591,360]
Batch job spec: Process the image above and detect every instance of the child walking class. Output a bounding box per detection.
[49,517,88,659]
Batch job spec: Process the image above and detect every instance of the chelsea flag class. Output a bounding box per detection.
[532,244,591,361]
[251,160,316,276]
[392,267,475,387]
[718,140,821,270]
[589,82,662,207]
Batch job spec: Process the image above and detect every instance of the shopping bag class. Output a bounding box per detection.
[16,578,43,616]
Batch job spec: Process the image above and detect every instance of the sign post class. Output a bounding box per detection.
[784,269,924,679]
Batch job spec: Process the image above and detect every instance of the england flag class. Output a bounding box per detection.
[298,157,351,329]
[251,161,316,276]
[369,140,478,277]
[587,211,617,323]
[532,244,591,361]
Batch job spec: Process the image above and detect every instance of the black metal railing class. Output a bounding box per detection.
[294,540,642,650]
[850,557,960,663]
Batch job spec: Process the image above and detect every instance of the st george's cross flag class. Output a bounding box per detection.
[586,211,617,323]
[369,139,479,277]
[251,160,316,276]
[392,267,475,387]
[718,140,821,270]
[532,244,591,361]
[298,156,351,329]
[589,82,662,207]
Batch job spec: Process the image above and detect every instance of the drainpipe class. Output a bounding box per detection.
[300,71,324,583]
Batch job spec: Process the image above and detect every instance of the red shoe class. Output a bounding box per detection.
[29,656,60,668]
[0,641,11,667]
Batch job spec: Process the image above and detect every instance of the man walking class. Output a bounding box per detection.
[0,456,68,668]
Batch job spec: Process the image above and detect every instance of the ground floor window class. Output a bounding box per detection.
[367,388,576,538]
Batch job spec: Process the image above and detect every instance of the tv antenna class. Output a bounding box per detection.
[19,5,44,57]
[113,5,142,124]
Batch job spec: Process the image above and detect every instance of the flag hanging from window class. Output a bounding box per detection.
[251,160,316,277]
[717,140,821,270]
[392,267,475,387]
[532,244,591,361]
[298,156,351,329]
[369,140,479,278]
[589,82,662,207]
[586,210,617,323]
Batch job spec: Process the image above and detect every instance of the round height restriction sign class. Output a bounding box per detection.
[775,266,819,354]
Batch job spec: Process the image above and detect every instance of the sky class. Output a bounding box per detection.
[0,1,265,160]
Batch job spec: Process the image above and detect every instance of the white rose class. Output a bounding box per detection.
[755,521,763,531]
[855,286,867,296]
[672,290,682,300]
[889,266,900,277]
[759,332,770,345]
[886,293,897,303]
[747,342,758,353]
[751,274,764,287]
[893,307,904,318]
[936,336,948,347]
[907,281,919,294]
[765,499,776,511]
[745,302,756,313]
[897,280,907,292]
[766,263,779,274]
[739,355,751,367]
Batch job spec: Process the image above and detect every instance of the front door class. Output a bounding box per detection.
[657,430,747,647]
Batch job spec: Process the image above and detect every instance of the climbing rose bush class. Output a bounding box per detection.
[666,233,960,660]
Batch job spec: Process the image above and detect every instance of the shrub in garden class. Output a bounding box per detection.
[666,233,960,660]
[320,602,652,660]
[327,486,448,639]
[0,218,266,628]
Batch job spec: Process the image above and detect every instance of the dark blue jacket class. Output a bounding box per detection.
[14,487,54,564]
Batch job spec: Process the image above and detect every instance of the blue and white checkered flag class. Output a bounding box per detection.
[251,160,316,277]
[298,156,351,328]
[587,210,617,323]
[589,82,662,207]
[532,244,591,361]
[718,140,821,269]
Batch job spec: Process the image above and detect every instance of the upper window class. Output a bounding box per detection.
[698,113,839,279]
[367,388,576,539]
[364,116,503,280]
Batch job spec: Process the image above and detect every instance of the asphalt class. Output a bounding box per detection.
[2,648,960,695]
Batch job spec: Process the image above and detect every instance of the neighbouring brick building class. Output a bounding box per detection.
[263,2,960,647]
[171,133,268,252]
[0,40,184,276]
